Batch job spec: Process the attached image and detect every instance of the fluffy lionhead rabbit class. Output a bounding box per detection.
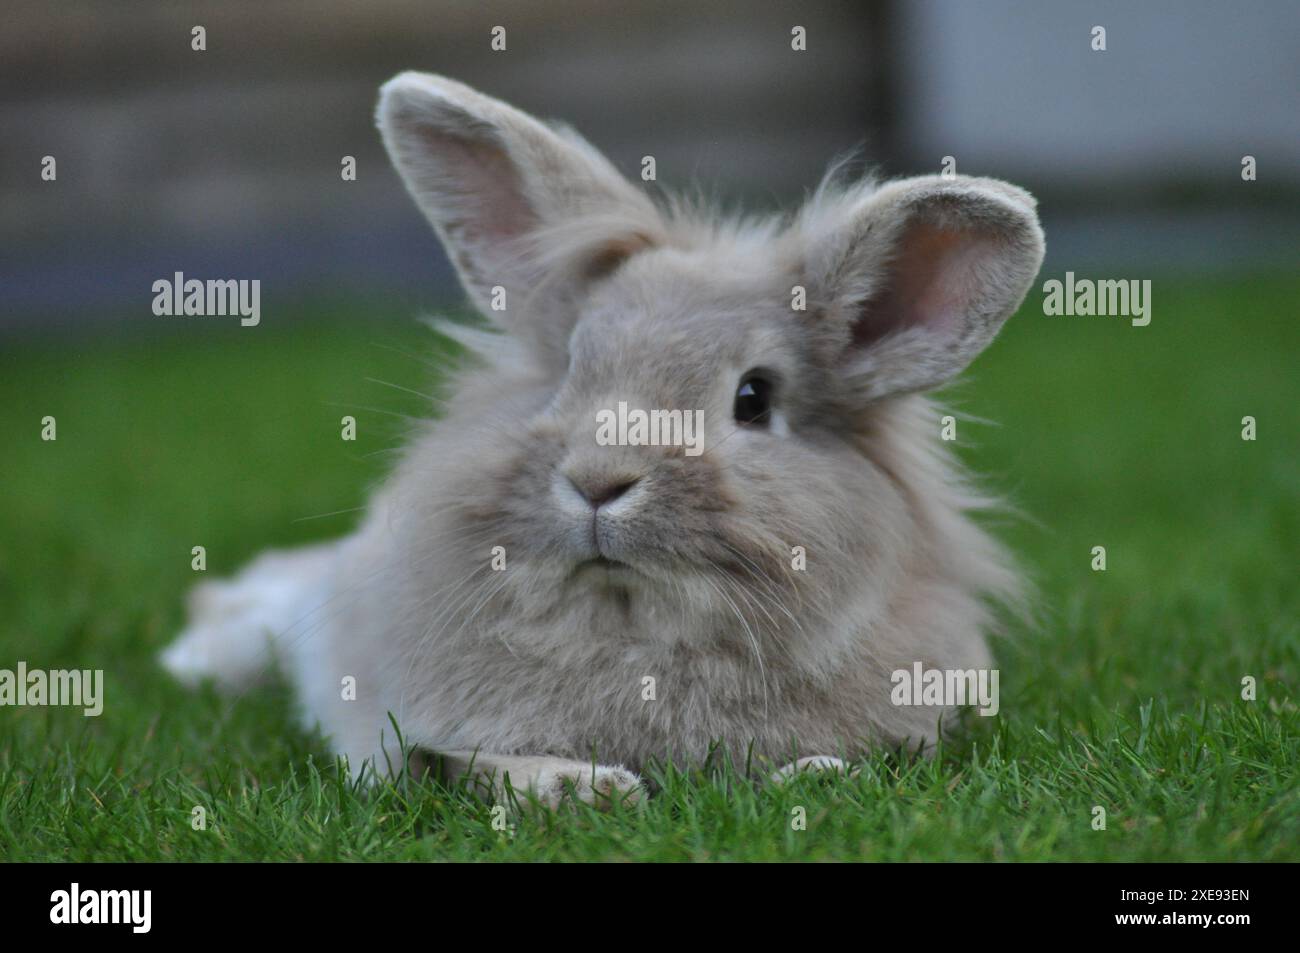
[162,72,1044,807]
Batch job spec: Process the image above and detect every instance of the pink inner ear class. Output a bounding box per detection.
[413,125,537,246]
[855,223,989,347]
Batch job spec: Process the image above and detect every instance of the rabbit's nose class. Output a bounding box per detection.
[567,473,641,508]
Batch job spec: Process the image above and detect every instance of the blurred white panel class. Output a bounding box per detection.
[897,0,1300,183]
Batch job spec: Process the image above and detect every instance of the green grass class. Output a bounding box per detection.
[1,272,1297,861]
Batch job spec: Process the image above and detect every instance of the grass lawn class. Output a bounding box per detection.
[1,271,1296,862]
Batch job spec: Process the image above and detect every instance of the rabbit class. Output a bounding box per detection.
[161,72,1044,808]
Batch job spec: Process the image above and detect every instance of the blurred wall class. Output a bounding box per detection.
[897,0,1299,186]
[1,0,889,328]
[1,0,1295,331]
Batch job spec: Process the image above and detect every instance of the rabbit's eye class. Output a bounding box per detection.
[734,373,773,427]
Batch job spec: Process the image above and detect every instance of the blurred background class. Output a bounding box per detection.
[1,5,1297,864]
[3,0,1297,332]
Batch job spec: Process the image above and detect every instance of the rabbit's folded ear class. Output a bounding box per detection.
[377,72,662,354]
[803,175,1045,402]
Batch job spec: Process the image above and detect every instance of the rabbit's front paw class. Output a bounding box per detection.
[769,755,857,785]
[439,751,646,811]
[530,761,645,810]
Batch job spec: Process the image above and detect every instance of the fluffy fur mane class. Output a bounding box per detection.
[162,73,1044,799]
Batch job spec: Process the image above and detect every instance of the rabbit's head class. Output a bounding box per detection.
[377,73,1043,669]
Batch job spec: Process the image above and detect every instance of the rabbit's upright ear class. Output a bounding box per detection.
[377,73,661,351]
[803,175,1044,402]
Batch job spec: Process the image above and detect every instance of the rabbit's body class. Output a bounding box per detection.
[163,73,1043,804]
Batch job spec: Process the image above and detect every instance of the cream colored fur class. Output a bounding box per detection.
[161,73,1044,808]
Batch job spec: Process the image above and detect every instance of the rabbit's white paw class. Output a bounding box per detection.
[160,580,277,688]
[769,756,856,784]
[516,761,645,810]
[442,752,645,810]
[160,543,337,688]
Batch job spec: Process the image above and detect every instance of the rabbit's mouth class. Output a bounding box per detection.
[569,554,650,594]
[575,555,634,574]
